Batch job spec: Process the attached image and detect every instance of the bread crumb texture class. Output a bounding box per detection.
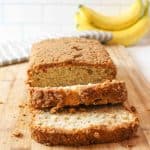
[29,37,114,68]
[12,130,23,138]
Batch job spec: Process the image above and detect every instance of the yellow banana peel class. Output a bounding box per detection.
[79,0,144,31]
[75,1,150,46]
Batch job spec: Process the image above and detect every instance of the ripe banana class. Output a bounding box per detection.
[75,1,150,46]
[79,0,144,31]
[75,12,96,30]
[109,12,150,46]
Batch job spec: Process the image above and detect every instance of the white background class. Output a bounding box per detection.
[0,0,137,41]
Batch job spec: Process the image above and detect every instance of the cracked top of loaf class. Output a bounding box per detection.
[29,37,115,69]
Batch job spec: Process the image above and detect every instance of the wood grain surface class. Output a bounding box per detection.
[0,46,150,150]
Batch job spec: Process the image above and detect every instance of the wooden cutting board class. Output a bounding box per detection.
[0,46,150,150]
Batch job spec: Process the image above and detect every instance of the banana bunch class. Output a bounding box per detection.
[75,0,150,46]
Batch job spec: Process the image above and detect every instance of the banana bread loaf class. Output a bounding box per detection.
[27,37,116,87]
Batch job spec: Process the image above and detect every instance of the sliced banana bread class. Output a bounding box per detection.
[28,80,127,110]
[31,105,139,146]
[27,37,116,87]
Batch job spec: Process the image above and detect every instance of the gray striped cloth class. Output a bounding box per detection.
[0,31,112,67]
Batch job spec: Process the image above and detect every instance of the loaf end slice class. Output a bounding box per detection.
[31,105,139,146]
[28,80,127,110]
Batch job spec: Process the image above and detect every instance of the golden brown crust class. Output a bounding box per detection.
[28,37,115,69]
[28,80,127,110]
[31,119,139,146]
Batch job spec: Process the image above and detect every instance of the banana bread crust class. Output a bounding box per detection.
[28,80,127,110]
[31,118,139,146]
[28,37,116,69]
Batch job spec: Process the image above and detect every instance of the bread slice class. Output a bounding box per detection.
[27,37,116,87]
[31,105,139,146]
[28,80,127,110]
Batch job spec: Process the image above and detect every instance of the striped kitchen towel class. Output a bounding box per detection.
[0,31,112,67]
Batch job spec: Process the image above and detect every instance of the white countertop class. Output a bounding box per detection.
[126,37,150,82]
